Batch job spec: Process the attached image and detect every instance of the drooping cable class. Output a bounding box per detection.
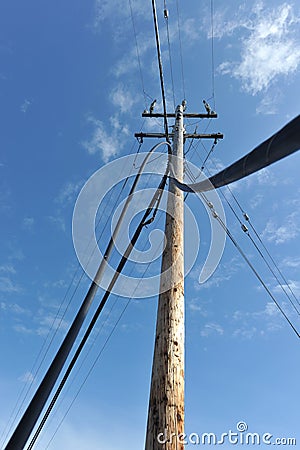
[173,115,300,192]
[215,213,300,338]
[184,169,300,338]
[225,188,300,309]
[5,141,171,450]
[44,298,132,449]
[0,140,144,449]
[44,210,168,449]
[25,167,170,450]
[189,139,300,313]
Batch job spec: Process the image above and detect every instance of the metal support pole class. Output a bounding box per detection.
[145,105,185,449]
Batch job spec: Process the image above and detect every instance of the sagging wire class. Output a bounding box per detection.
[184,168,300,338]
[24,142,172,450]
[44,204,170,449]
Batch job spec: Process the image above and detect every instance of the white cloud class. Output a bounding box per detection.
[20,99,32,113]
[48,215,66,233]
[93,0,148,31]
[200,322,224,337]
[13,324,33,334]
[0,264,16,274]
[282,256,300,269]
[82,114,129,162]
[232,301,284,338]
[256,91,281,115]
[0,276,21,293]
[188,299,209,317]
[262,212,299,244]
[274,280,300,298]
[22,217,35,229]
[0,301,27,314]
[217,3,300,94]
[56,181,83,205]
[110,84,137,114]
[36,314,69,336]
[190,257,243,290]
[19,371,35,384]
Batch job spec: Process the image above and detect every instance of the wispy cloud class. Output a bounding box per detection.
[0,276,21,293]
[0,301,27,314]
[255,90,282,115]
[0,264,16,274]
[20,99,32,113]
[36,313,69,336]
[282,256,300,269]
[82,114,129,162]
[273,280,300,298]
[93,0,149,32]
[110,84,137,114]
[217,2,300,95]
[190,257,243,290]
[55,181,83,205]
[188,298,210,317]
[262,212,299,244]
[47,215,66,233]
[232,301,284,338]
[200,322,224,337]
[22,217,35,230]
[18,371,35,384]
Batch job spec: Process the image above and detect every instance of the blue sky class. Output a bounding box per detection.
[1,0,300,448]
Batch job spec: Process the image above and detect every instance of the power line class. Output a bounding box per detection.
[25,170,169,450]
[190,140,300,314]
[176,0,186,100]
[225,188,300,309]
[44,298,132,450]
[0,140,144,449]
[5,141,170,450]
[208,0,216,109]
[128,0,148,109]
[151,0,169,141]
[184,169,300,338]
[164,0,176,110]
[43,208,168,448]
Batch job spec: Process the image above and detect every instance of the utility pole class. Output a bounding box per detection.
[136,103,223,449]
[146,104,185,450]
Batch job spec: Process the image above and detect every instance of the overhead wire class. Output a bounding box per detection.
[6,141,168,450]
[208,0,216,110]
[30,150,170,448]
[164,0,176,110]
[43,204,169,449]
[128,0,149,109]
[176,0,186,101]
[151,0,170,141]
[184,162,300,338]
[224,185,300,309]
[189,140,300,313]
[0,139,145,450]
[25,156,171,449]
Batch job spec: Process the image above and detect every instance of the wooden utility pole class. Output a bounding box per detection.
[145,104,185,450]
[136,103,222,449]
